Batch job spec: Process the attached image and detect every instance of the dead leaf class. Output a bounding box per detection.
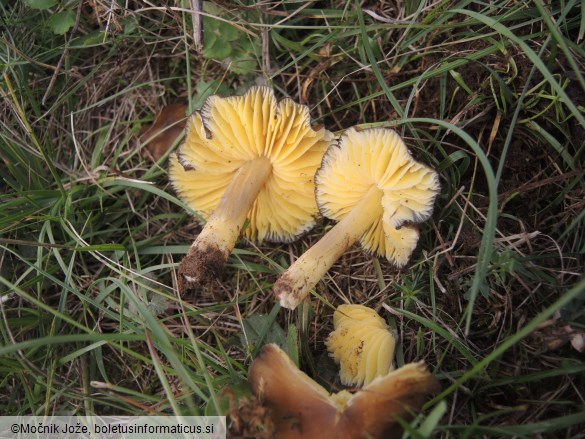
[531,312,585,353]
[570,333,585,353]
[140,103,188,161]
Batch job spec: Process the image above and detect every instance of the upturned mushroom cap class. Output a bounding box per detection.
[170,86,332,242]
[316,127,440,266]
[169,87,332,291]
[275,127,440,309]
[326,304,396,386]
[249,343,440,439]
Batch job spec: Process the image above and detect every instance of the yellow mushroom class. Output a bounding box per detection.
[326,304,397,386]
[169,87,332,293]
[275,127,440,309]
[248,343,440,439]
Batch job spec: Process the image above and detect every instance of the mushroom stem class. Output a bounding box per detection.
[178,157,272,292]
[275,185,384,309]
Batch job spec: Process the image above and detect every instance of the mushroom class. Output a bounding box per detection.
[275,127,440,309]
[249,343,440,439]
[326,304,396,386]
[169,87,332,293]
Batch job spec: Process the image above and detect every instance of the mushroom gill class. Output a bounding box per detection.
[326,304,396,386]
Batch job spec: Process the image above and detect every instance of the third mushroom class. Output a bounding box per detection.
[249,343,440,439]
[275,127,440,309]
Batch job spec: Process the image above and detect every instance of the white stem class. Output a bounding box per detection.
[275,185,384,309]
[178,157,272,292]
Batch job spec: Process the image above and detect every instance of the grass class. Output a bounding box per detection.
[1,0,584,436]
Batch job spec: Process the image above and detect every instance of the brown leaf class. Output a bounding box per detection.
[531,311,585,353]
[140,103,188,161]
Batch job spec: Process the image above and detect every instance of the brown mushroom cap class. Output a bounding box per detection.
[249,343,440,439]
